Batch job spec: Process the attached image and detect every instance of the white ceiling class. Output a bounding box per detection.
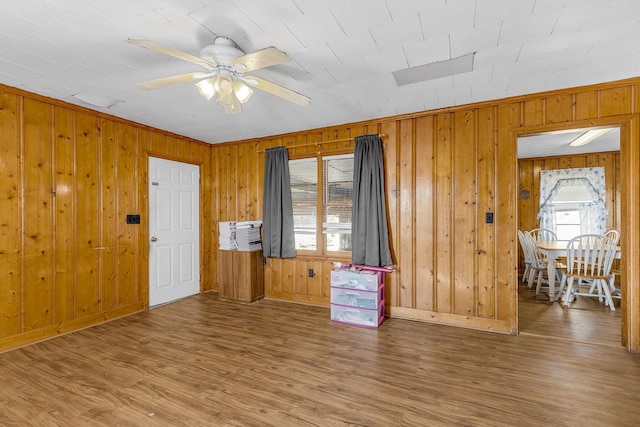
[1,0,640,145]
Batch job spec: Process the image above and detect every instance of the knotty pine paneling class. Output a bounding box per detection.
[476,107,497,319]
[3,75,640,353]
[214,78,639,349]
[0,91,22,338]
[414,116,435,312]
[53,106,76,323]
[453,109,477,317]
[398,118,414,309]
[0,85,213,352]
[23,98,54,331]
[434,113,454,314]
[100,119,119,312]
[75,111,101,318]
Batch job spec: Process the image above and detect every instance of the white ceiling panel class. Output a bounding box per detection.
[402,34,451,67]
[474,0,536,27]
[328,0,391,36]
[285,7,345,47]
[369,13,423,51]
[231,0,303,29]
[327,31,379,65]
[0,31,19,51]
[0,11,41,40]
[498,9,559,44]
[449,25,500,58]
[0,0,637,147]
[0,0,65,25]
[420,1,476,38]
[15,34,83,67]
[384,0,446,21]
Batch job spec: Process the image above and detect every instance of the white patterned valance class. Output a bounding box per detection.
[537,167,608,235]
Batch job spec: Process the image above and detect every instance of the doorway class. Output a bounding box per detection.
[516,127,622,347]
[148,157,200,307]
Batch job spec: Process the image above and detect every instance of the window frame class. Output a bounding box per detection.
[289,148,354,259]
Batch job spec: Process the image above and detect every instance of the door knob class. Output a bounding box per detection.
[150,236,158,242]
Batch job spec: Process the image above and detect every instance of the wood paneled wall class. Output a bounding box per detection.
[2,76,640,353]
[0,86,214,352]
[211,79,640,351]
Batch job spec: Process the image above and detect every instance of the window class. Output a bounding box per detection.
[538,167,608,238]
[289,153,353,254]
[551,184,596,241]
[554,207,581,241]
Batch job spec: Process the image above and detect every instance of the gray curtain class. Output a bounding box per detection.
[351,135,393,266]
[262,147,296,258]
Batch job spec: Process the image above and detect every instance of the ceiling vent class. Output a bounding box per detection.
[71,92,122,108]
[392,53,475,86]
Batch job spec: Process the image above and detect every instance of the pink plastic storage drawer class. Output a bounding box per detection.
[330,269,381,291]
[330,304,384,328]
[330,286,383,309]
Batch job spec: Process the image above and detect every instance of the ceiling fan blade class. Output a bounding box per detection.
[230,47,291,72]
[127,38,216,69]
[243,76,310,106]
[136,72,211,90]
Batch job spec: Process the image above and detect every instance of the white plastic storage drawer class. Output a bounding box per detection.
[330,269,381,291]
[331,304,384,328]
[330,286,383,309]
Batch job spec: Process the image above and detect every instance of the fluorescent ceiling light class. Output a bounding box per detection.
[392,53,475,86]
[569,128,613,147]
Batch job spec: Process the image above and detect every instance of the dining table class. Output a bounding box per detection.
[535,240,622,301]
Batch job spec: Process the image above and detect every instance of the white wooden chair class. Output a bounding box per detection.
[528,228,557,242]
[604,229,620,244]
[601,230,621,299]
[520,230,562,293]
[583,230,620,299]
[560,234,618,311]
[517,230,534,284]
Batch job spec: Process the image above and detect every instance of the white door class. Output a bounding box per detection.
[149,157,200,306]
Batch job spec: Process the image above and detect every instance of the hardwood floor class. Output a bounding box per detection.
[1,293,638,427]
[518,281,622,347]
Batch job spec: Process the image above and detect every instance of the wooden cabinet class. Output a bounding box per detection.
[218,250,264,303]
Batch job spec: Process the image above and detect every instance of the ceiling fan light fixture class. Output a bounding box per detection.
[217,92,242,114]
[233,81,253,104]
[196,78,216,101]
[129,37,309,113]
[569,128,613,147]
[214,74,234,96]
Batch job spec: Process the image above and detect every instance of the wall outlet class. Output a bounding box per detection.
[308,268,314,278]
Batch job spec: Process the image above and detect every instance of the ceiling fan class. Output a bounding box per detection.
[127,37,310,114]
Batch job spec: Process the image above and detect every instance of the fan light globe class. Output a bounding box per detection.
[214,75,234,95]
[233,82,253,103]
[195,78,216,101]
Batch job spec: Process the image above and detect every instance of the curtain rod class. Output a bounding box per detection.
[257,133,386,153]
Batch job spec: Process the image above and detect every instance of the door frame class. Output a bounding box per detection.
[512,115,638,351]
[143,151,204,308]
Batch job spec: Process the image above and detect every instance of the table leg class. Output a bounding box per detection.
[547,254,557,301]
